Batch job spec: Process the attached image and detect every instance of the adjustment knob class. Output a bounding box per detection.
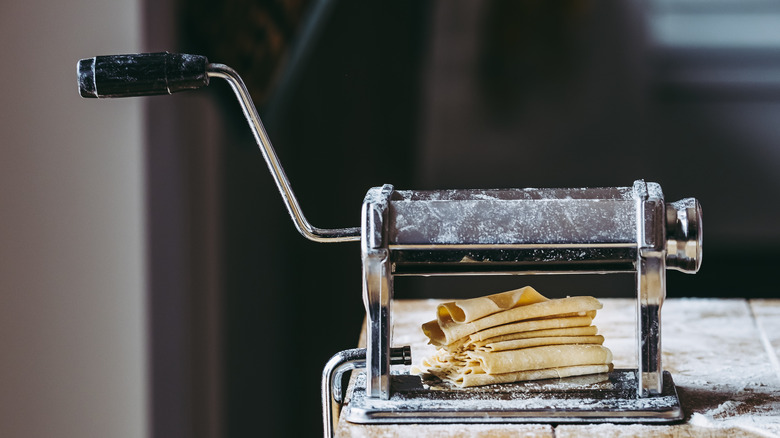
[666,198,703,273]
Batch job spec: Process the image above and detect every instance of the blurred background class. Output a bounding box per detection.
[3,0,780,437]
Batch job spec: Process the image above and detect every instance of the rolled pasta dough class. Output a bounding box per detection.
[415,288,612,388]
[465,344,612,374]
[454,364,612,387]
[426,296,603,346]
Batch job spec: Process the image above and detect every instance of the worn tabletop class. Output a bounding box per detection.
[335,298,780,437]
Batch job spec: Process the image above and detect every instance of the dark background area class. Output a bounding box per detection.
[144,0,780,436]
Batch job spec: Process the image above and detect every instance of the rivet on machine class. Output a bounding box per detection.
[77,52,703,437]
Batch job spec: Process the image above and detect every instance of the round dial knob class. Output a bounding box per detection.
[666,198,703,273]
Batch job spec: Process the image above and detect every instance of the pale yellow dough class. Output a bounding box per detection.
[424,296,603,346]
[415,288,613,388]
[453,364,613,387]
[466,344,612,374]
[441,322,598,353]
[468,314,596,343]
[474,325,598,346]
[436,286,548,324]
[479,335,604,352]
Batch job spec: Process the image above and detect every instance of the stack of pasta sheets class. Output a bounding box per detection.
[414,286,613,388]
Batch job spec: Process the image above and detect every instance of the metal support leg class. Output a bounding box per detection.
[322,348,366,438]
[637,253,665,396]
[322,346,411,438]
[362,249,392,399]
[360,184,394,400]
[635,180,667,397]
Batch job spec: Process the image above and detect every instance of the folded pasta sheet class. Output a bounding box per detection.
[414,287,613,387]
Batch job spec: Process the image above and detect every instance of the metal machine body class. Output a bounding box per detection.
[361,182,702,402]
[77,53,703,436]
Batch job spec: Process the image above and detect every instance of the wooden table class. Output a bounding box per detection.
[335,298,780,437]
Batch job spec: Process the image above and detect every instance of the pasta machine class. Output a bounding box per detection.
[77,52,703,436]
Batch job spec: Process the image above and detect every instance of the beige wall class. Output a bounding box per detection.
[0,1,147,437]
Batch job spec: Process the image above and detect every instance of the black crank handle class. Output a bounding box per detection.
[77,51,362,242]
[77,52,209,98]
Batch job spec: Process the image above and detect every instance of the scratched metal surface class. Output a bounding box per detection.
[389,187,637,245]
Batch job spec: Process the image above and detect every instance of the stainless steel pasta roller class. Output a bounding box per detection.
[77,52,703,435]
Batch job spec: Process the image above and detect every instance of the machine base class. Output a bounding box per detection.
[343,369,683,424]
